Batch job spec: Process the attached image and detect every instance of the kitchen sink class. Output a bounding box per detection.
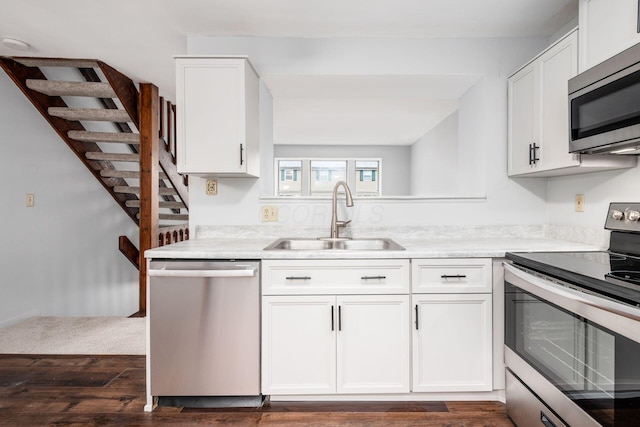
[264,237,405,251]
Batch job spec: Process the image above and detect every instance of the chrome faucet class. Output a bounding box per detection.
[330,181,354,239]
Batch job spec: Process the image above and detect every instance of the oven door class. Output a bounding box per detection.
[504,263,640,427]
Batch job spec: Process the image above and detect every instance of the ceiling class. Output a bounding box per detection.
[0,0,578,145]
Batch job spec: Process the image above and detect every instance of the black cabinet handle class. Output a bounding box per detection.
[331,306,335,331]
[240,143,244,165]
[338,306,342,331]
[532,143,540,164]
[637,0,640,33]
[528,143,533,165]
[415,304,419,330]
[540,411,557,427]
[361,275,386,280]
[285,276,311,280]
[441,274,467,279]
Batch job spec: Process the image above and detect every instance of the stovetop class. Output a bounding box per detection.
[506,250,640,307]
[506,202,640,308]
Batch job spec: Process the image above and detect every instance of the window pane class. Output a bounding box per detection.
[278,160,302,196]
[310,160,346,195]
[355,160,379,196]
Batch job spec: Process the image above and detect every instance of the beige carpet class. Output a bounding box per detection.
[0,316,145,355]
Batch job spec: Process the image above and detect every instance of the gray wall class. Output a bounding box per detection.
[0,70,139,327]
[274,144,411,196]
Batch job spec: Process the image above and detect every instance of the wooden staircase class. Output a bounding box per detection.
[0,56,190,315]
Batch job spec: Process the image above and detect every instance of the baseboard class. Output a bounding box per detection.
[0,309,39,329]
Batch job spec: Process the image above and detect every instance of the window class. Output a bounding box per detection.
[277,160,302,196]
[275,158,381,197]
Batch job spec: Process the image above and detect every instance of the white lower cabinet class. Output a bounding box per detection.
[337,295,410,394]
[261,258,493,397]
[412,294,492,392]
[262,294,410,395]
[411,258,493,392]
[262,295,336,395]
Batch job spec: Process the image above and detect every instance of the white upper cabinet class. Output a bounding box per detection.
[580,0,640,72]
[175,56,260,177]
[508,29,636,177]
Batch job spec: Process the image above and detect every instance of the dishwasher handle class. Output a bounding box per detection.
[149,268,256,278]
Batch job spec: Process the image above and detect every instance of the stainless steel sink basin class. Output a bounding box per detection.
[264,237,405,251]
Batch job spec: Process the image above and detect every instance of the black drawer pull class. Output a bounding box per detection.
[441,274,466,279]
[415,304,419,330]
[361,275,386,280]
[286,276,311,280]
[338,305,342,331]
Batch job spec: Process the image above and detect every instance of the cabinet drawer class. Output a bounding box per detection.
[411,258,492,293]
[262,259,410,295]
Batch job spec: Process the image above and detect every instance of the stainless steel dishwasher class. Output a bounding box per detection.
[148,260,261,407]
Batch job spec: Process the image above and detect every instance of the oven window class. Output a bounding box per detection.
[505,281,640,427]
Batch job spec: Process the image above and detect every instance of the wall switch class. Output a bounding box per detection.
[261,206,278,222]
[205,179,217,195]
[25,193,34,207]
[575,194,585,212]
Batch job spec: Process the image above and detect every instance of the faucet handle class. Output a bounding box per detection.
[337,220,351,227]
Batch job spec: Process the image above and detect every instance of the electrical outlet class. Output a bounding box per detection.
[205,179,217,196]
[25,193,34,207]
[261,206,278,222]
[575,194,585,212]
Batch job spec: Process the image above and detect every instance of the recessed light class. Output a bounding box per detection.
[2,37,30,51]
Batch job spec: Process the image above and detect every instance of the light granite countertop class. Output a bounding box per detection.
[145,236,602,260]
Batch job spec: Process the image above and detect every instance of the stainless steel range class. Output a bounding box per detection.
[504,203,640,427]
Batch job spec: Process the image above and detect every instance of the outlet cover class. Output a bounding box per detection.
[205,179,217,196]
[575,194,585,212]
[25,193,34,207]
[261,206,278,222]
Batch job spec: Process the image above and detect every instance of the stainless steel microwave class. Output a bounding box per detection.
[569,42,640,154]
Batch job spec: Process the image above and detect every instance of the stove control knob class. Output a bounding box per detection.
[612,210,624,220]
[628,210,640,221]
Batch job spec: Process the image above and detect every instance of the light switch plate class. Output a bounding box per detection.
[575,194,584,212]
[25,193,34,207]
[205,179,217,195]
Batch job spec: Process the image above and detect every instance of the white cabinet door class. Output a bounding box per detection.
[580,0,640,71]
[412,294,492,392]
[262,295,336,395]
[336,295,410,394]
[538,31,580,171]
[508,31,578,176]
[508,61,538,175]
[176,56,259,177]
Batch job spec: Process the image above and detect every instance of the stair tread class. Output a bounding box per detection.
[126,200,185,209]
[100,170,168,179]
[156,214,190,221]
[68,130,139,144]
[86,152,139,162]
[26,80,116,98]
[13,57,100,68]
[114,186,178,196]
[48,107,131,122]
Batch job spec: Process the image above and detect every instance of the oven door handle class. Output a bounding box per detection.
[504,263,640,323]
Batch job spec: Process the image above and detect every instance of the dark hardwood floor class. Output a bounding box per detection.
[0,355,514,426]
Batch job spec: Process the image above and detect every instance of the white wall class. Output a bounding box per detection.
[0,70,139,326]
[546,166,640,227]
[187,36,550,228]
[411,111,458,195]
